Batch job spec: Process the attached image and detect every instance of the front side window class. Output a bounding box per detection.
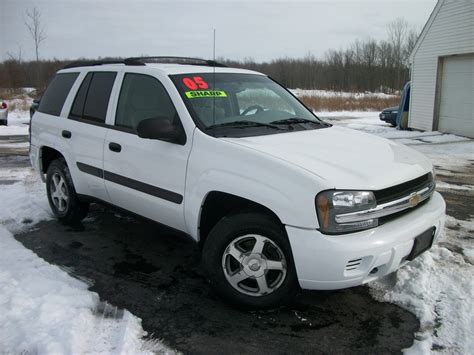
[38,73,79,116]
[69,72,116,123]
[115,73,178,131]
[171,73,327,137]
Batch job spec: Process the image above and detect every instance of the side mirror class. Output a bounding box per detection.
[33,99,40,104]
[137,117,185,144]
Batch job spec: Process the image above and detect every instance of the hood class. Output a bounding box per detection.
[383,106,399,112]
[223,126,432,190]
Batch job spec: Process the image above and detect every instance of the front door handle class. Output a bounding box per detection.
[108,142,122,153]
[62,130,71,139]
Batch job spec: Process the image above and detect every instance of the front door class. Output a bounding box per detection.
[103,73,191,231]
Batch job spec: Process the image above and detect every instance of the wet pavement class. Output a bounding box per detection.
[14,209,419,353]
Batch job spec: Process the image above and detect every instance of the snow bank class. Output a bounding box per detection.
[0,110,30,136]
[0,225,171,354]
[0,169,51,233]
[370,217,474,353]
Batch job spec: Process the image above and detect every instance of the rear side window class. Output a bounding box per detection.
[115,73,177,130]
[69,72,116,123]
[38,73,79,116]
[69,73,92,118]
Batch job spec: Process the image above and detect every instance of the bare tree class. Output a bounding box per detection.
[387,18,409,88]
[25,7,46,62]
[6,45,23,63]
[404,28,419,64]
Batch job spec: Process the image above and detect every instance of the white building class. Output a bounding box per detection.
[409,0,474,138]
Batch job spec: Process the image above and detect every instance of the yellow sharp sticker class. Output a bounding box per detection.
[185,90,227,99]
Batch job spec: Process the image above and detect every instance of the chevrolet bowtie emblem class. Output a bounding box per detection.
[409,193,421,207]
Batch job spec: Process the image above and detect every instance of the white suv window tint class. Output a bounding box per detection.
[38,73,79,116]
[69,73,92,119]
[82,72,116,123]
[115,73,177,130]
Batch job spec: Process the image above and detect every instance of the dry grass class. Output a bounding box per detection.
[7,100,31,111]
[0,88,26,100]
[299,95,400,112]
[0,88,33,111]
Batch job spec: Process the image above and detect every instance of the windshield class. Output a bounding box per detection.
[170,73,326,136]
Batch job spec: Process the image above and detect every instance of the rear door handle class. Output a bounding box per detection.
[62,130,71,139]
[108,142,122,153]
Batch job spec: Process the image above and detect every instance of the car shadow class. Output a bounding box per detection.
[15,204,419,353]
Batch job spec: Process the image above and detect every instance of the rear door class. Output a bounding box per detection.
[103,72,191,231]
[30,72,79,166]
[57,71,118,201]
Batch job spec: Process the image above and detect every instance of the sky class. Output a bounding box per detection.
[1,0,437,63]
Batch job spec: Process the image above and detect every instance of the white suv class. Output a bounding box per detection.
[30,57,446,308]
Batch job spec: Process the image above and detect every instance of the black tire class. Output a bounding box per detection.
[46,158,89,224]
[202,212,298,309]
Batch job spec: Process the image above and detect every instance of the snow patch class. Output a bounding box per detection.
[0,110,30,136]
[0,225,172,354]
[0,168,51,233]
[290,88,398,99]
[436,181,474,192]
[369,217,474,353]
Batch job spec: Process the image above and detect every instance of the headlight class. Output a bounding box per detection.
[315,190,378,234]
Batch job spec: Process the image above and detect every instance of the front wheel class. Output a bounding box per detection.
[202,212,298,308]
[46,158,89,224]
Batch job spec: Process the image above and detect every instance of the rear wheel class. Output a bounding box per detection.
[46,158,89,224]
[202,212,298,308]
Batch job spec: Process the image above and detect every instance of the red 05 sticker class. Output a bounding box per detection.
[183,76,209,90]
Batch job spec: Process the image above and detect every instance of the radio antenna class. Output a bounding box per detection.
[212,28,216,125]
[213,28,216,63]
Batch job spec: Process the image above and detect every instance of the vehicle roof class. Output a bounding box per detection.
[59,63,264,76]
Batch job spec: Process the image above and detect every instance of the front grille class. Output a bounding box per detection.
[375,173,434,224]
[374,173,433,204]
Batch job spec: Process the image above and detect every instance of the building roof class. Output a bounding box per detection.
[408,0,444,63]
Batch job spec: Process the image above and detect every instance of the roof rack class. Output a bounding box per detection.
[63,58,145,69]
[126,56,227,67]
[63,56,227,69]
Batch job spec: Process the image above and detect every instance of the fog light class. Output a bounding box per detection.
[370,267,378,274]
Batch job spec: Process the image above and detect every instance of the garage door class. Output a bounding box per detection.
[438,54,474,138]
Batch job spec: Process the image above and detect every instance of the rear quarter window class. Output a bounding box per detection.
[38,73,79,116]
[83,72,117,122]
[68,72,117,123]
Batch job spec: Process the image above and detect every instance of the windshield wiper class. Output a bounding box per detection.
[206,120,287,131]
[270,117,324,125]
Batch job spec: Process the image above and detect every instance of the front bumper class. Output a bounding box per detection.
[379,113,395,123]
[286,191,446,290]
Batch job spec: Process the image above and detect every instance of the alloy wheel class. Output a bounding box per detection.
[50,172,69,212]
[222,234,287,297]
